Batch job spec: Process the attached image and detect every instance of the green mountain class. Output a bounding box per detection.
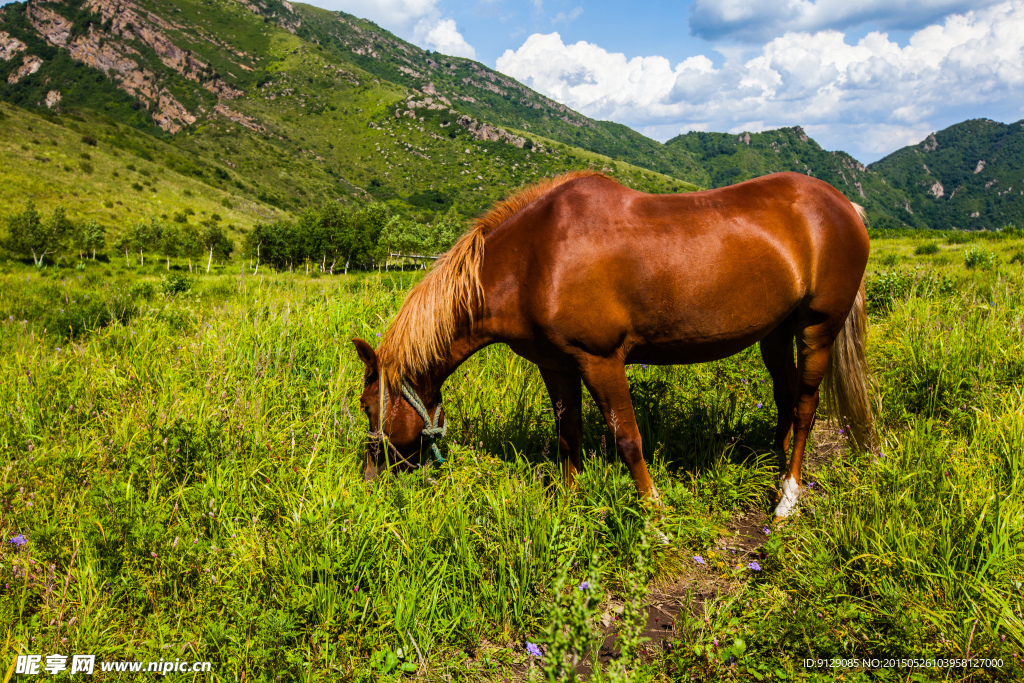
[0,0,698,234]
[292,3,710,186]
[868,118,1024,230]
[665,127,924,228]
[0,0,1020,238]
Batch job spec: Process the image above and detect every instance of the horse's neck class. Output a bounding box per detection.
[417,324,492,396]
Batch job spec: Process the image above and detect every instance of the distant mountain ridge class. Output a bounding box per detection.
[868,118,1024,230]
[0,0,1021,232]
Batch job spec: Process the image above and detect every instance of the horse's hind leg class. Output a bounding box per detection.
[577,359,658,500]
[774,319,834,518]
[759,319,798,472]
[539,367,584,488]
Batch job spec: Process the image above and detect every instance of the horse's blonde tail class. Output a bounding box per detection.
[823,280,876,449]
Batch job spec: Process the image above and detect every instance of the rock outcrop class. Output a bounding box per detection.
[213,103,264,133]
[45,89,62,108]
[0,31,27,61]
[456,115,527,148]
[21,0,256,133]
[7,55,43,84]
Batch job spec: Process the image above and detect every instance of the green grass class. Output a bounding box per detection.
[0,102,286,233]
[1,231,1024,681]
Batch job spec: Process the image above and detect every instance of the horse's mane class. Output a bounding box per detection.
[378,170,606,390]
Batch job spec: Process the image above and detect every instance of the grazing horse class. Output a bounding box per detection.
[353,171,873,517]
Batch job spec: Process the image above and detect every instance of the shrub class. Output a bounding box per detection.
[866,269,958,313]
[879,253,899,267]
[964,246,996,270]
[914,243,939,256]
[946,231,974,245]
[1010,250,1024,265]
[128,281,156,300]
[162,272,193,295]
[81,134,97,147]
[866,270,915,313]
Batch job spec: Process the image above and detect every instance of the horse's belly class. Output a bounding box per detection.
[624,335,765,365]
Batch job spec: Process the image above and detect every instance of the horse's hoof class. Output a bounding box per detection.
[773,476,801,518]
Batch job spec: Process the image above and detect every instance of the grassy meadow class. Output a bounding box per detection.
[1,230,1023,681]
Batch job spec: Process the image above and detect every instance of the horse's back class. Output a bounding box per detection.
[485,172,868,363]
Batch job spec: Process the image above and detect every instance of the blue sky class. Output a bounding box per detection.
[5,0,1023,162]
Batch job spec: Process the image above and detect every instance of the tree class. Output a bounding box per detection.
[343,202,389,273]
[200,223,234,273]
[4,202,72,266]
[118,219,160,266]
[429,205,464,254]
[159,221,183,269]
[302,203,348,273]
[72,219,106,260]
[245,220,295,271]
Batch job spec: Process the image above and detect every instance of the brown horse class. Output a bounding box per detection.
[353,171,873,517]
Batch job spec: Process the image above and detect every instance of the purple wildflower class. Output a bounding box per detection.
[526,642,542,658]
[748,561,761,571]
[10,534,27,547]
[756,402,763,409]
[578,581,590,590]
[693,555,705,565]
[762,526,771,535]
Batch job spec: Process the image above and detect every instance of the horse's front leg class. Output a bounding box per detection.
[578,358,659,500]
[539,367,584,488]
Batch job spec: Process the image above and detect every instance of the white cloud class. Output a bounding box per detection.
[413,15,477,58]
[552,7,583,24]
[495,1,1024,160]
[317,0,440,31]
[688,0,1005,41]
[311,1,476,58]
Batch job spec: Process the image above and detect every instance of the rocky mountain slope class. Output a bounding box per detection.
[0,0,1020,233]
[0,0,698,229]
[868,118,1024,230]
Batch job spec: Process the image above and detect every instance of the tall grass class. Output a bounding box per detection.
[1,234,1023,680]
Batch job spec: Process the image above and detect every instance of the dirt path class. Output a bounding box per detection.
[577,423,849,675]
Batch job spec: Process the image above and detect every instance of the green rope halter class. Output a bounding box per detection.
[369,369,446,466]
[400,378,447,465]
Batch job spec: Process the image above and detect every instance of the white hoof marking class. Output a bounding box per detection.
[773,476,801,518]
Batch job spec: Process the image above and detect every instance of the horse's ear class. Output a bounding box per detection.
[351,338,378,371]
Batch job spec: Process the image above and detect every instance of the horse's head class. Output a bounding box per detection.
[352,338,446,479]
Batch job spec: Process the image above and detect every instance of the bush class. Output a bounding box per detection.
[81,134,97,147]
[879,253,899,267]
[964,246,996,270]
[128,281,156,300]
[914,243,939,256]
[162,272,193,295]
[866,269,959,314]
[946,231,975,245]
[1010,250,1024,265]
